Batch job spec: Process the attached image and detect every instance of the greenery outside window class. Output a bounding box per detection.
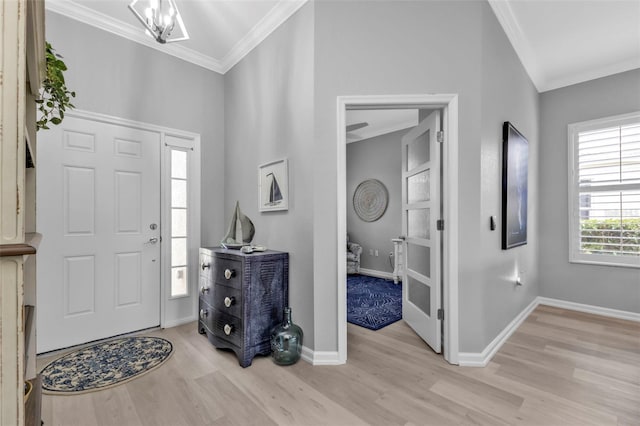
[568,111,640,268]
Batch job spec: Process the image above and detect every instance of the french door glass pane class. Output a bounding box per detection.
[407,170,430,203]
[408,208,430,239]
[407,243,430,278]
[407,130,430,171]
[407,275,430,316]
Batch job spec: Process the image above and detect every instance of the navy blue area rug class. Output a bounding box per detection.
[347,274,402,330]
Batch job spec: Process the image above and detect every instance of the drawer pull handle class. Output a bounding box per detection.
[224,269,235,280]
[201,262,210,271]
[224,296,235,308]
[199,309,208,320]
[200,286,210,295]
[223,324,233,335]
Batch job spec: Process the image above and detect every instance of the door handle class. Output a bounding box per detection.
[147,237,159,244]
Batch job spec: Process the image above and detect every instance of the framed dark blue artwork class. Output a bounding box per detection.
[502,122,528,249]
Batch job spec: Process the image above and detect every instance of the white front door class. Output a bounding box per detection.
[37,115,161,353]
[401,110,442,353]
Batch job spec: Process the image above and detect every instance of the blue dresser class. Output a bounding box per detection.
[198,247,289,367]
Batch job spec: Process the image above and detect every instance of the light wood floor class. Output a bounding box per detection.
[39,305,640,425]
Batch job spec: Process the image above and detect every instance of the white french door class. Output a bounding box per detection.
[401,110,442,353]
[37,115,161,352]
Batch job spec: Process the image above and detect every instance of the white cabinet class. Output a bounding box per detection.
[0,0,45,424]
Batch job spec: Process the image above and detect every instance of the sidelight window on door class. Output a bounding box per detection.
[170,149,189,297]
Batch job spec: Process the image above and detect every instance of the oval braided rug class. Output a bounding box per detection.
[41,336,173,394]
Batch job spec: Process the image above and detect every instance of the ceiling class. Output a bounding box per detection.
[489,0,640,92]
[45,0,308,74]
[46,0,640,139]
[46,0,640,89]
[346,110,419,144]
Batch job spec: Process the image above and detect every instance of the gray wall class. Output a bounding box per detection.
[539,69,640,312]
[313,0,539,353]
[223,4,315,346]
[475,4,540,350]
[346,130,404,273]
[45,12,226,246]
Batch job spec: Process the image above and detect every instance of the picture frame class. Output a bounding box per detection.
[502,122,528,249]
[258,158,289,212]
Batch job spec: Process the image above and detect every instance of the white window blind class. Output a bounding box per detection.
[569,112,640,268]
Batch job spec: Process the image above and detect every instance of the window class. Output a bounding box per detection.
[170,148,189,296]
[568,112,640,268]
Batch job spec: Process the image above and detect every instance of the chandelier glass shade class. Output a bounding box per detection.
[128,0,189,44]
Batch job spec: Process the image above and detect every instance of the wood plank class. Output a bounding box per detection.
[39,306,640,425]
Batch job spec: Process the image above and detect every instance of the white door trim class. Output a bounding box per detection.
[62,109,201,330]
[336,94,459,365]
[160,134,201,328]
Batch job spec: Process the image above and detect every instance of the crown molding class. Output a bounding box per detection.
[46,0,224,73]
[540,56,640,93]
[488,0,545,92]
[45,0,307,75]
[220,0,309,73]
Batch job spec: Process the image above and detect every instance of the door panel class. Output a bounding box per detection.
[63,255,95,316]
[37,115,161,353]
[401,110,442,353]
[64,166,95,234]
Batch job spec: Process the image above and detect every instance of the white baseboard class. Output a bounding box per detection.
[300,347,344,365]
[537,297,640,323]
[301,346,314,364]
[163,315,197,329]
[457,296,640,368]
[358,268,395,280]
[458,297,539,367]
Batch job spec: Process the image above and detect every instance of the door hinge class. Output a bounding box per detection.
[437,131,444,143]
[437,219,444,231]
[437,309,444,320]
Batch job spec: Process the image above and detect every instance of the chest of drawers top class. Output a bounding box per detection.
[200,247,288,285]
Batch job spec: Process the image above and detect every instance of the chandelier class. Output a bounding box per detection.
[128,0,189,44]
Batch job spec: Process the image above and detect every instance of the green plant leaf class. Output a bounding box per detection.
[37,42,76,131]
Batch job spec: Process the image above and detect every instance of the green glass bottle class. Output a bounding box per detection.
[270,307,303,365]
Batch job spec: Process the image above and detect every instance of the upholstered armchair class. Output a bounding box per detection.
[346,235,362,274]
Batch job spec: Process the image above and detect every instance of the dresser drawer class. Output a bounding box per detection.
[200,252,213,280]
[213,257,242,288]
[199,276,213,301]
[211,309,242,347]
[212,285,242,318]
[198,297,215,331]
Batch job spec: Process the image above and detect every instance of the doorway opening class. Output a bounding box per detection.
[337,94,460,365]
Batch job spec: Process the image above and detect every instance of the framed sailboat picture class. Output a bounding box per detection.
[259,158,289,212]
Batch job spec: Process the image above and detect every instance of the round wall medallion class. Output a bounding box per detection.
[353,179,388,222]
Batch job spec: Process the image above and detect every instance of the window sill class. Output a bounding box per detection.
[569,258,640,269]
